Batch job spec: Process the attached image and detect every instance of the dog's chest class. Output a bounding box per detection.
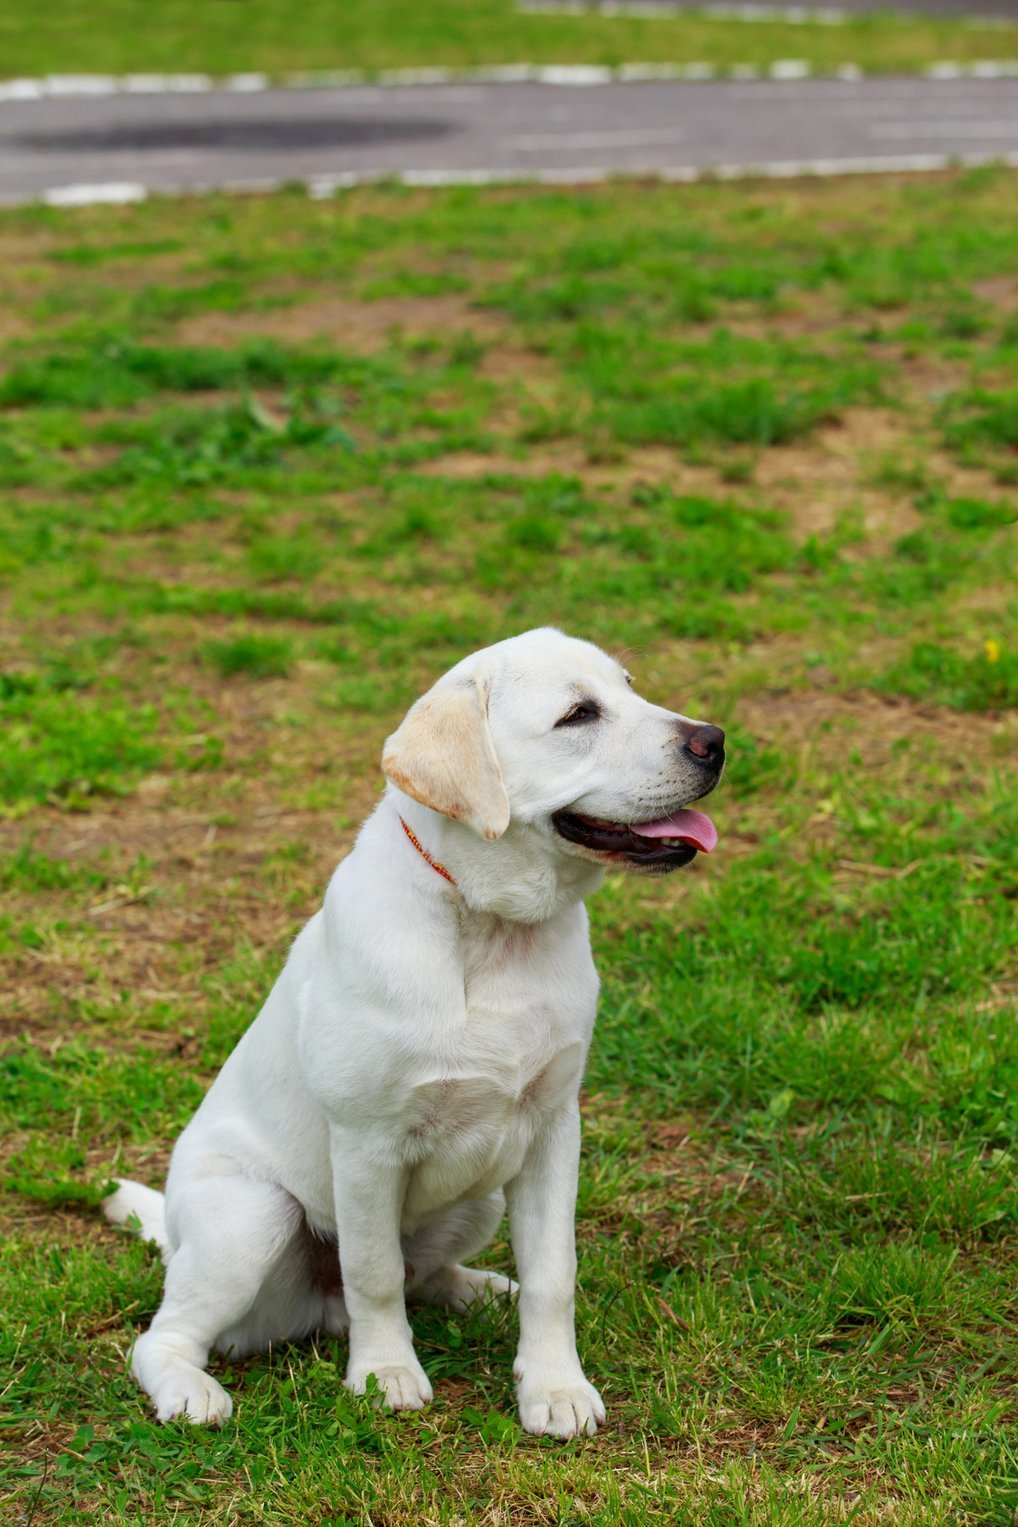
[399,914,595,1219]
[399,1048,580,1224]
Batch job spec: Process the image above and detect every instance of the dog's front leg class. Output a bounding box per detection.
[505,1103,606,1439]
[331,1127,433,1411]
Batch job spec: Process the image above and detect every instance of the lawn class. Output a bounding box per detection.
[1,168,1016,1523]
[1,0,1017,80]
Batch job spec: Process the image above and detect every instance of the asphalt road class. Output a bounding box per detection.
[2,75,1018,203]
[524,0,1018,17]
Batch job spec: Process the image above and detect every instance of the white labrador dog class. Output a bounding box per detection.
[105,627,724,1438]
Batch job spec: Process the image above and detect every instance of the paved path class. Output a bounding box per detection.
[2,75,1018,204]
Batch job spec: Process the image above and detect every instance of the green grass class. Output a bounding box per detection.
[877,639,1018,711]
[1,168,1016,1524]
[201,632,295,677]
[1,0,1017,79]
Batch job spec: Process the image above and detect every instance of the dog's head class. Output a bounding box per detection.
[382,627,724,876]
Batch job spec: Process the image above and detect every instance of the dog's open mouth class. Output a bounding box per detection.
[552,807,717,871]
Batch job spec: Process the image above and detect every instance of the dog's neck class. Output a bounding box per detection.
[385,790,604,925]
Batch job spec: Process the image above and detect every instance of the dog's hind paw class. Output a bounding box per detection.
[415,1263,518,1311]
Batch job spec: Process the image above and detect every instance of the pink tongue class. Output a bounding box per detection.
[631,808,718,853]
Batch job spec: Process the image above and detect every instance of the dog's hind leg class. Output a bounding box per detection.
[131,1175,303,1425]
[406,1192,517,1312]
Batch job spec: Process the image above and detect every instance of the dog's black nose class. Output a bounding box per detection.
[682,723,725,768]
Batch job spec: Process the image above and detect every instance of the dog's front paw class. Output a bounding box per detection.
[515,1366,605,1439]
[152,1371,233,1427]
[346,1357,433,1411]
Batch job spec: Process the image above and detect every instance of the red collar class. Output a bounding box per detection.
[399,816,457,887]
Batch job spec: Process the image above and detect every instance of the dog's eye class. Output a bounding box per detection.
[556,702,601,728]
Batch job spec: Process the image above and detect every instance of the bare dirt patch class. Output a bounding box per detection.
[416,439,765,504]
[972,274,1018,315]
[417,407,930,550]
[176,292,509,353]
[0,798,353,1042]
[0,660,387,1045]
[417,441,589,482]
[477,340,559,386]
[730,672,1013,770]
[753,407,924,544]
[896,352,973,407]
[64,249,201,295]
[715,289,850,343]
[0,310,30,346]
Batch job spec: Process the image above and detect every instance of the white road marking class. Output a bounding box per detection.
[225,73,271,92]
[1,59,1018,100]
[0,79,45,101]
[43,74,120,96]
[43,181,148,206]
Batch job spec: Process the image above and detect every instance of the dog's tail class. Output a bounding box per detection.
[103,1179,170,1261]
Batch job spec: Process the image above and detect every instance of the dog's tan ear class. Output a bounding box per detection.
[382,674,510,842]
